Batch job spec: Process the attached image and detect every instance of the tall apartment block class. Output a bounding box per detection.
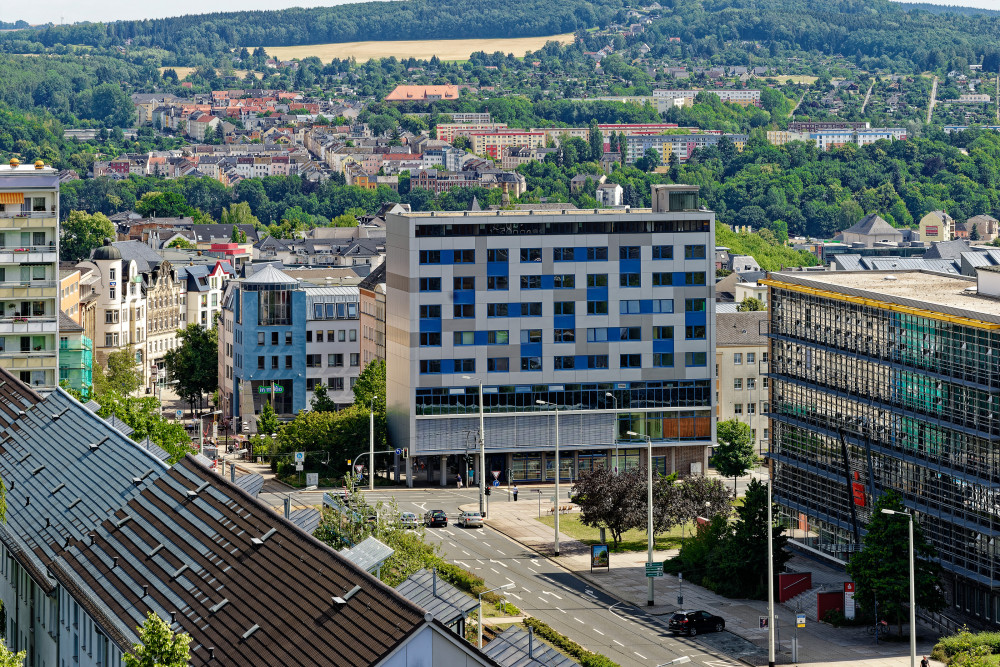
[764,269,1000,628]
[387,185,715,487]
[0,159,59,390]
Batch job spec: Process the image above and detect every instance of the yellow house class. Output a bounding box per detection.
[919,210,954,243]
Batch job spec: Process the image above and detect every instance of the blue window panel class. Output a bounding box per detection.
[586,287,608,301]
[652,340,675,354]
[520,343,543,356]
[574,247,588,262]
[419,319,442,333]
[440,359,455,374]
[453,290,476,305]
[685,311,707,327]
[508,303,522,317]
[606,327,621,340]
[474,331,489,346]
[540,275,555,290]
[553,315,575,330]
[441,249,454,264]
[639,300,654,314]
[575,355,590,368]
[619,259,641,273]
[487,262,509,276]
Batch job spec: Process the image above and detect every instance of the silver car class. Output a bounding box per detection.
[457,511,483,528]
[399,512,418,529]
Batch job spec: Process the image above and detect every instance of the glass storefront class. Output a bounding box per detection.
[512,454,542,481]
[544,456,574,481]
[579,450,607,473]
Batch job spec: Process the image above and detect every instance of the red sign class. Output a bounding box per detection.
[851,482,866,507]
[844,582,855,593]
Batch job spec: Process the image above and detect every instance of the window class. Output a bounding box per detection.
[258,290,292,325]
[454,276,475,290]
[619,246,640,260]
[285,331,292,345]
[554,356,576,369]
[652,299,674,313]
[620,273,640,287]
[620,327,640,341]
[520,302,542,317]
[419,332,441,346]
[454,249,475,263]
[486,248,508,262]
[419,277,441,292]
[763,377,769,388]
[109,287,115,300]
[419,250,441,264]
[488,330,509,345]
[620,300,640,315]
[763,427,769,440]
[587,328,609,343]
[105,333,119,347]
[685,351,707,366]
[685,325,706,340]
[316,330,324,343]
[684,272,706,286]
[747,403,756,415]
[588,355,609,369]
[653,326,673,340]
[487,357,509,372]
[747,377,756,390]
[734,403,743,415]
[652,245,673,259]
[271,331,280,345]
[520,275,542,289]
[734,378,743,390]
[651,273,673,286]
[762,352,768,364]
[520,248,542,263]
[454,304,475,318]
[306,354,323,368]
[733,353,743,365]
[454,331,475,345]
[258,356,265,370]
[284,355,292,369]
[587,274,608,287]
[105,310,119,324]
[684,245,706,259]
[554,301,575,315]
[587,247,608,261]
[306,330,313,343]
[420,304,442,319]
[520,356,542,371]
[487,303,509,317]
[685,298,706,312]
[553,247,574,261]
[487,276,509,290]
[553,274,575,289]
[762,402,770,414]
[271,356,278,369]
[747,352,756,364]
[109,268,116,280]
[553,328,575,343]
[587,300,608,315]
[332,377,345,391]
[620,354,641,368]
[338,330,346,342]
[653,353,674,367]
[520,329,542,344]
[455,359,475,373]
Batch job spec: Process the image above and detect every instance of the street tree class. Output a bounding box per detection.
[846,490,945,636]
[675,475,733,526]
[310,383,338,412]
[257,401,280,436]
[352,358,386,408]
[0,644,25,667]
[164,324,219,414]
[96,391,192,463]
[573,465,646,548]
[124,612,190,667]
[61,210,116,262]
[711,419,756,492]
[736,296,767,312]
[94,346,142,397]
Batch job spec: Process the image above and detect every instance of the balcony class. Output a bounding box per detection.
[0,351,58,370]
[0,245,57,264]
[0,316,57,334]
[0,281,57,299]
[0,212,56,229]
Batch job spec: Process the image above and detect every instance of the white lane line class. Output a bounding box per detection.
[489,559,508,568]
[634,652,647,660]
[529,560,541,567]
[555,607,566,614]
[490,568,500,575]
[593,628,605,635]
[541,591,563,600]
[441,529,454,536]
[613,640,624,647]
[573,617,584,624]
[505,577,515,584]
[454,560,469,568]
[495,549,506,556]
[476,559,484,565]
[522,586,532,593]
[462,550,471,556]
[508,592,522,600]
[538,597,548,605]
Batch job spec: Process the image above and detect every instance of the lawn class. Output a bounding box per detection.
[536,513,694,552]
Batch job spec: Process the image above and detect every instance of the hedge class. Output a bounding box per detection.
[934,629,1000,661]
[523,617,621,667]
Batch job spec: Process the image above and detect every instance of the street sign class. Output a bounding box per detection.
[796,613,805,628]
[645,562,663,578]
[355,464,364,474]
[175,409,183,420]
[306,473,319,487]
[844,582,856,620]
[493,480,500,487]
[759,616,769,630]
[395,448,402,455]
[492,470,501,480]
[295,463,303,471]
[294,452,305,463]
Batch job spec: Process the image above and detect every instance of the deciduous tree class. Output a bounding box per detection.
[124,612,190,667]
[60,210,115,262]
[352,358,385,408]
[164,324,218,415]
[712,419,756,492]
[573,466,646,548]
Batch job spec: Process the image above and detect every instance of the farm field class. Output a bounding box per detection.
[251,33,575,63]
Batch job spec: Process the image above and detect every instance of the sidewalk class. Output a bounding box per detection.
[471,496,942,666]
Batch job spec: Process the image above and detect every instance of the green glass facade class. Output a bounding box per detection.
[59,336,93,397]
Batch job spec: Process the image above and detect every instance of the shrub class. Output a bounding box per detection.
[935,628,1000,659]
[523,617,621,667]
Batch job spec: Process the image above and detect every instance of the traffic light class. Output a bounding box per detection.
[485,486,491,496]
[466,454,473,467]
[347,459,352,466]
[402,448,409,459]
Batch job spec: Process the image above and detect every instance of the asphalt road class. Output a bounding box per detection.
[265,486,742,667]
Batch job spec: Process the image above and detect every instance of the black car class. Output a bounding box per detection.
[667,610,725,636]
[424,509,448,527]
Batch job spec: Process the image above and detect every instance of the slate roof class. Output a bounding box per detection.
[110,240,165,273]
[135,437,171,462]
[233,471,264,498]
[105,414,135,437]
[51,456,431,666]
[717,311,768,346]
[289,507,322,534]
[395,568,479,627]
[59,310,84,333]
[923,239,970,260]
[190,223,259,243]
[841,214,901,237]
[483,627,579,667]
[358,262,386,292]
[243,264,297,285]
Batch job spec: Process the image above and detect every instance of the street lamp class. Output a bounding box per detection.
[536,399,560,556]
[627,430,655,606]
[605,392,618,473]
[766,477,775,667]
[368,396,378,492]
[463,375,486,518]
[478,583,514,648]
[882,508,917,667]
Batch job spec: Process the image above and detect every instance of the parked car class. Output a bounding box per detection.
[457,511,483,528]
[424,509,448,527]
[667,610,725,636]
[399,512,418,528]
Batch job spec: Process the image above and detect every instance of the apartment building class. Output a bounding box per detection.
[359,263,387,367]
[88,242,149,387]
[653,89,761,112]
[0,159,60,389]
[386,185,715,486]
[435,123,508,143]
[715,311,769,454]
[469,131,546,159]
[625,132,745,164]
[764,268,1000,629]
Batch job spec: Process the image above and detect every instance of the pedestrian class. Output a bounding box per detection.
[921,657,929,667]
[512,484,518,501]
[456,474,463,489]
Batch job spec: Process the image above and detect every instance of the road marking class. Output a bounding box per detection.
[529,560,541,567]
[585,589,597,598]
[634,652,647,660]
[593,628,605,635]
[542,591,563,600]
[613,640,624,647]
[462,550,471,556]
[490,568,500,574]
[506,577,515,583]
[538,597,548,605]
[508,592,522,600]
[521,587,531,593]
[555,607,565,613]
[441,529,454,536]
[573,617,584,624]
[495,549,505,556]
[476,559,484,565]
[454,560,469,568]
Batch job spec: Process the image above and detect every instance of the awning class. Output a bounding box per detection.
[0,193,23,205]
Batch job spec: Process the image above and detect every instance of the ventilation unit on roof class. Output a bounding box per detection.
[241,624,260,640]
[88,437,110,451]
[171,564,189,580]
[115,515,132,529]
[67,498,82,510]
[132,469,154,485]
[18,453,29,463]
[50,483,65,494]
[32,465,44,475]
[209,598,229,614]
[333,584,362,605]
[186,481,211,497]
[51,408,69,420]
[251,527,277,546]
[146,543,164,558]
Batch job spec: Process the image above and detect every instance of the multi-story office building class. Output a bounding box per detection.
[716,311,769,454]
[304,284,362,408]
[0,159,60,389]
[764,268,1000,628]
[387,185,715,486]
[359,263,387,367]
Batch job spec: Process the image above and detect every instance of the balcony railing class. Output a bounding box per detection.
[0,245,54,253]
[0,211,54,219]
[0,316,56,323]
[0,281,56,289]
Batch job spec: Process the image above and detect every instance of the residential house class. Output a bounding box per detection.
[595,182,623,207]
[920,210,955,243]
[837,214,904,247]
[716,311,769,453]
[958,214,1000,242]
[358,262,386,368]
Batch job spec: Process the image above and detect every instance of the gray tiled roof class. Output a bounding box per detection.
[716,311,768,346]
[136,437,170,462]
[484,627,579,667]
[395,568,478,627]
[110,240,165,273]
[842,214,900,237]
[233,471,264,497]
[289,507,322,534]
[104,414,135,436]
[59,310,84,333]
